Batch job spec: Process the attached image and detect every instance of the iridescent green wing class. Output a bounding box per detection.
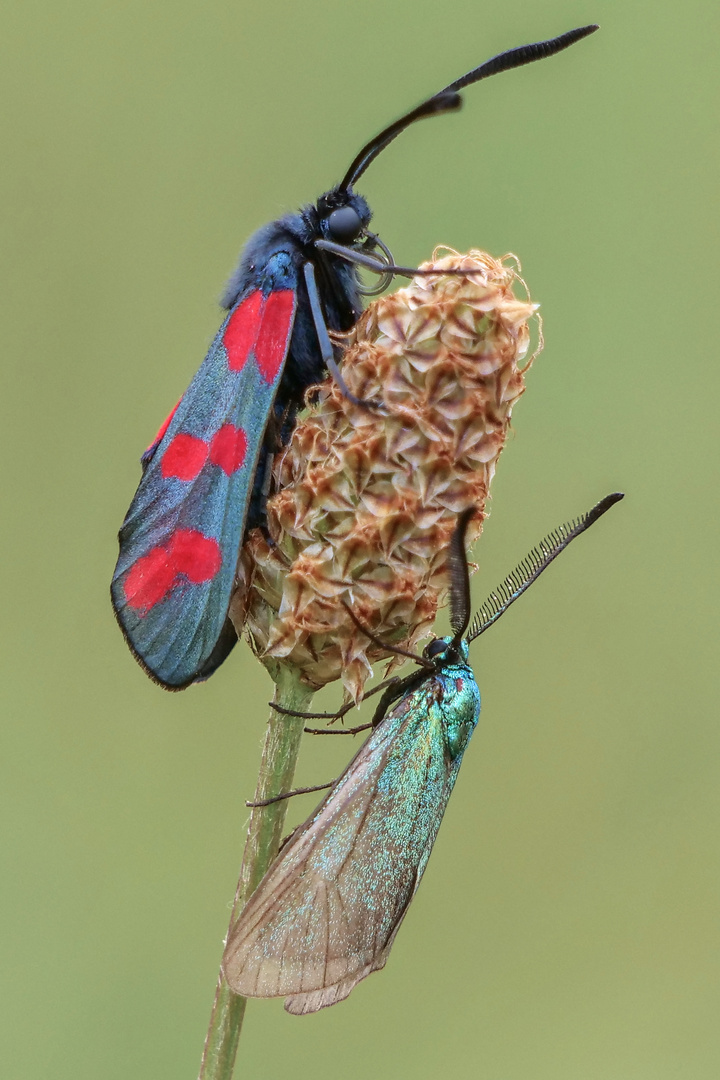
[222,683,465,1014]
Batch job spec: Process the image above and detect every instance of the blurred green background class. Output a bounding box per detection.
[2,1,718,1077]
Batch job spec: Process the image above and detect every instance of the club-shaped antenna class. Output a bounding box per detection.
[339,24,599,191]
[467,493,623,643]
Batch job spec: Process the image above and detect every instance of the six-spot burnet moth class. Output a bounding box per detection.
[111,26,599,689]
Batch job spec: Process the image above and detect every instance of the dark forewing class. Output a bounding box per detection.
[222,688,461,1013]
[111,276,296,687]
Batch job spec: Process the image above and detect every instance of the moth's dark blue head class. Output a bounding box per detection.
[315,189,372,245]
[424,636,470,666]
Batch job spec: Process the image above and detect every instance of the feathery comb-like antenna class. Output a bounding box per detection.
[467,492,623,643]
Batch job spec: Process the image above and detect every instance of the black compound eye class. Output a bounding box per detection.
[327,206,363,244]
[425,638,448,660]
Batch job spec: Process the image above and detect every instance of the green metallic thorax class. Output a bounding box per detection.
[428,637,481,760]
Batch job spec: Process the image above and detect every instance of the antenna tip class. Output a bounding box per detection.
[565,24,601,46]
[587,491,625,524]
[554,24,600,50]
[457,504,478,526]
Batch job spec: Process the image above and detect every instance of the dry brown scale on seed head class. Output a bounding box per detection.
[230,249,541,701]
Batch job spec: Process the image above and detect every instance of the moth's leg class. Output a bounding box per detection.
[369,669,431,727]
[315,238,485,280]
[341,600,434,671]
[253,448,278,549]
[246,780,335,808]
[264,398,293,454]
[302,261,380,411]
[270,701,355,722]
[269,670,406,725]
[369,682,409,728]
[303,722,372,736]
[270,668,416,736]
[256,398,297,547]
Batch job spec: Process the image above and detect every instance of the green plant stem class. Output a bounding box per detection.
[198,663,314,1080]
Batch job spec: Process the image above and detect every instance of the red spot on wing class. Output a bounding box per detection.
[124,547,177,612]
[254,290,295,383]
[455,677,464,692]
[224,291,265,373]
[161,433,209,480]
[148,400,180,452]
[170,529,222,582]
[209,424,248,474]
[124,529,222,613]
[142,400,181,466]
